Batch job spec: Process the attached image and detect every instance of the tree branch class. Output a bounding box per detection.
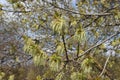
[84,5,119,28]
[99,53,111,77]
[94,59,112,79]
[74,31,120,60]
[43,1,111,16]
[62,35,69,61]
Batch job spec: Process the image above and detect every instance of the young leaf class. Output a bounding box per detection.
[49,54,62,71]
[51,12,67,35]
[55,72,64,80]
[74,26,86,43]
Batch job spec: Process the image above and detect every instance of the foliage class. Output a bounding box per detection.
[0,0,120,80]
[74,25,86,43]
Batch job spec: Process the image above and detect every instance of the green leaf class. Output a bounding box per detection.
[56,42,64,55]
[51,13,67,35]
[99,44,106,49]
[8,75,14,80]
[8,0,19,4]
[111,38,120,46]
[32,23,39,30]
[0,4,3,16]
[13,2,25,10]
[81,58,94,74]
[0,72,5,80]
[55,72,64,80]
[69,15,77,26]
[23,36,48,66]
[74,26,86,43]
[0,4,3,8]
[33,51,47,66]
[71,72,84,80]
[36,75,43,80]
[49,54,62,71]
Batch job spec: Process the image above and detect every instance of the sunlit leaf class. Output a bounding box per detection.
[71,72,84,80]
[74,25,86,43]
[8,0,19,4]
[0,72,5,80]
[36,75,42,80]
[51,12,67,35]
[8,75,14,80]
[81,58,94,74]
[99,44,106,49]
[49,54,62,71]
[56,42,64,55]
[55,72,64,80]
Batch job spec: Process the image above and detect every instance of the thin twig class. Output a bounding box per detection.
[74,31,120,60]
[94,59,112,79]
[99,54,111,77]
[43,1,111,16]
[84,5,119,28]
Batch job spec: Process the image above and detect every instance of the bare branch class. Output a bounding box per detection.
[62,35,69,61]
[84,5,119,28]
[74,31,120,60]
[94,58,112,79]
[99,53,111,77]
[43,1,112,16]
